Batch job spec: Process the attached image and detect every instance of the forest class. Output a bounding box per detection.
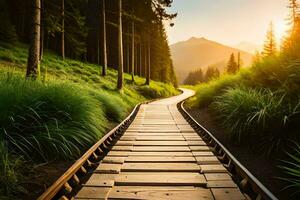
[1,0,300,199]
[0,0,179,199]
[186,0,300,198]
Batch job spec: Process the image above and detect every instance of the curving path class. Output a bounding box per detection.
[75,89,246,200]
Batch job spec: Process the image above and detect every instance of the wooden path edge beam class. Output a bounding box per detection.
[38,102,144,200]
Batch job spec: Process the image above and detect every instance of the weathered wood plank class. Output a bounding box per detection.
[133,146,191,152]
[211,188,246,200]
[114,173,206,186]
[117,141,188,146]
[190,146,210,151]
[195,156,220,164]
[192,151,214,157]
[95,164,122,174]
[75,187,111,200]
[208,180,237,188]
[121,163,200,172]
[200,164,228,173]
[204,173,232,181]
[108,186,213,200]
[125,156,196,163]
[102,157,126,164]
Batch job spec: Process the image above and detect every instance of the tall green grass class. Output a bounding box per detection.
[213,87,300,153]
[0,44,179,197]
[0,75,107,161]
[279,143,300,196]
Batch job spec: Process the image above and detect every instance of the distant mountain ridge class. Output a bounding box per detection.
[170,37,253,83]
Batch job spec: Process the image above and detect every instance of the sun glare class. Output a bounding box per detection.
[274,20,289,42]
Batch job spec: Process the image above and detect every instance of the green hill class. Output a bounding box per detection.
[0,43,179,198]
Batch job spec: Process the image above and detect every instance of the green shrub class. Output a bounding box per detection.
[212,87,300,153]
[0,50,16,63]
[190,72,246,108]
[279,143,300,197]
[0,141,23,196]
[92,91,126,122]
[0,75,107,161]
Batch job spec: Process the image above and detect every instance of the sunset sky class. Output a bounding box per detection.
[166,0,289,47]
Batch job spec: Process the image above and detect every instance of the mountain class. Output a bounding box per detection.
[170,37,253,83]
[234,42,261,54]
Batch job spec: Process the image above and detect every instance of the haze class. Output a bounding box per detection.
[166,0,289,47]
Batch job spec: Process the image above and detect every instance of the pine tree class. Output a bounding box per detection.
[263,22,277,57]
[0,1,18,44]
[101,0,107,76]
[282,0,300,58]
[205,66,220,81]
[288,0,299,28]
[26,0,41,78]
[61,0,65,60]
[237,52,242,70]
[227,53,238,74]
[117,0,124,90]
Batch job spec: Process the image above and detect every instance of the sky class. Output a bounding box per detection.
[165,0,290,47]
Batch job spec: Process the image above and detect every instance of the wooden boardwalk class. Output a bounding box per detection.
[75,89,246,200]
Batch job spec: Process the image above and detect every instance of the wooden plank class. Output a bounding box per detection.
[184,137,203,141]
[111,146,133,151]
[126,152,194,157]
[95,164,122,174]
[133,146,191,152]
[108,186,213,200]
[114,173,207,186]
[107,151,129,157]
[129,133,182,136]
[200,164,228,173]
[190,146,210,151]
[128,130,180,133]
[195,156,220,164]
[192,151,214,157]
[121,163,200,172]
[135,136,185,141]
[75,187,111,200]
[208,180,237,188]
[211,188,246,200]
[187,141,206,146]
[117,141,188,146]
[119,136,136,141]
[102,157,126,164]
[115,141,135,146]
[204,173,232,181]
[84,174,116,187]
[125,156,196,163]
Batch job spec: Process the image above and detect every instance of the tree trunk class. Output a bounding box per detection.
[144,40,147,78]
[117,0,123,90]
[101,0,107,76]
[26,0,41,78]
[126,39,130,73]
[139,42,142,76]
[40,0,44,60]
[131,19,135,82]
[61,0,65,60]
[145,37,150,85]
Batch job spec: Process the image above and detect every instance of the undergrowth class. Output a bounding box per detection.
[0,44,179,197]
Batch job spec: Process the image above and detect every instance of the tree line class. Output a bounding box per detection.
[184,52,242,85]
[0,0,178,88]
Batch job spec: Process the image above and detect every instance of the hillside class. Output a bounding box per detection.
[170,37,253,83]
[0,44,179,199]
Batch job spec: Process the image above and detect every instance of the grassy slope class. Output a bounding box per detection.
[0,43,179,198]
[185,57,300,196]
